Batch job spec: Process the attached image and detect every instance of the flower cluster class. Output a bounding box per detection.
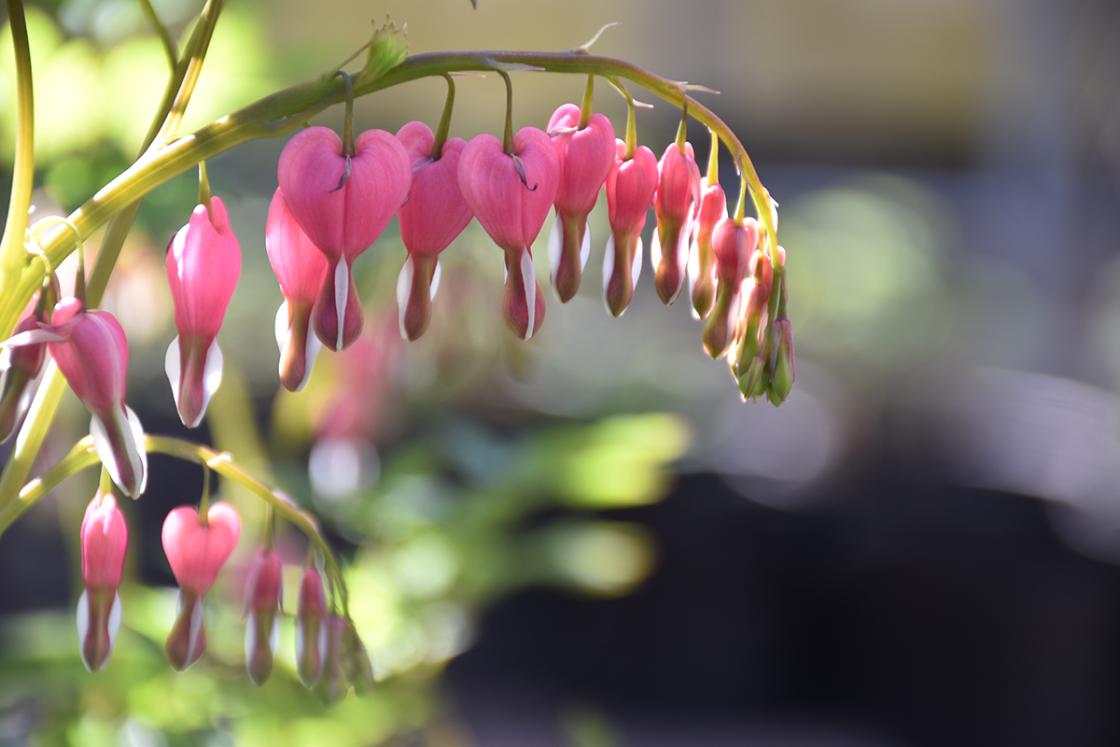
[75,489,370,696]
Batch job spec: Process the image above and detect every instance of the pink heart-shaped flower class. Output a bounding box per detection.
[161,502,242,595]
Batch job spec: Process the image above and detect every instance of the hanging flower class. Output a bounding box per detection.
[651,140,701,304]
[458,128,559,340]
[244,548,283,684]
[603,141,659,317]
[165,196,241,427]
[76,490,128,672]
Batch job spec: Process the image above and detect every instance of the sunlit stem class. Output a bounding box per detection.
[578,74,594,129]
[198,161,213,218]
[0,0,34,300]
[336,71,355,157]
[706,127,720,188]
[674,99,688,152]
[154,0,224,146]
[138,0,177,71]
[198,460,211,522]
[605,77,637,159]
[431,73,456,160]
[0,435,349,612]
[98,466,112,496]
[497,69,515,154]
[734,174,747,224]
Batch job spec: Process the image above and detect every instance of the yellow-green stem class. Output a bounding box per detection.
[578,74,594,129]
[497,68,515,154]
[0,0,34,296]
[706,127,719,187]
[138,0,177,71]
[431,74,456,160]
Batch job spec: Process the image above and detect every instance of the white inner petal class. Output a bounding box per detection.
[333,261,350,350]
[520,250,536,341]
[395,256,415,341]
[579,220,591,271]
[547,212,563,279]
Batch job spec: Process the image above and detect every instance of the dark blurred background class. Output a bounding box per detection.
[2,0,1120,745]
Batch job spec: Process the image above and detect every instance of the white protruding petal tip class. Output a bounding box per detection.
[396,256,415,341]
[333,261,350,351]
[579,220,591,271]
[547,213,563,279]
[521,250,536,342]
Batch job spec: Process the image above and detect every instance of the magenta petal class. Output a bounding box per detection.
[266,188,329,306]
[548,104,615,217]
[167,197,241,340]
[48,301,129,416]
[161,502,242,595]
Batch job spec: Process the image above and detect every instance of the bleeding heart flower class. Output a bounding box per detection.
[266,188,328,391]
[729,246,778,388]
[458,128,559,340]
[603,142,658,317]
[688,182,727,320]
[277,126,411,351]
[651,141,701,304]
[1,298,147,497]
[702,216,758,358]
[244,548,283,685]
[165,196,241,428]
[161,501,241,670]
[395,121,473,341]
[77,490,127,672]
[296,565,328,688]
[546,103,615,302]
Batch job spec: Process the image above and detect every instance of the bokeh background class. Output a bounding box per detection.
[3,0,1120,745]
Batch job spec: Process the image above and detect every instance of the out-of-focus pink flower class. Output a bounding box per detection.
[244,548,283,684]
[266,188,328,391]
[277,126,411,351]
[651,141,701,304]
[395,121,473,341]
[165,196,241,428]
[458,129,559,340]
[161,502,241,670]
[603,142,658,317]
[76,490,128,672]
[546,103,615,302]
[297,566,328,688]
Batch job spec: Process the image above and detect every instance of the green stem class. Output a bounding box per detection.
[198,160,212,211]
[138,0,177,71]
[335,71,355,156]
[496,68,514,154]
[578,74,594,129]
[0,0,34,298]
[431,74,455,160]
[674,100,687,151]
[734,174,747,224]
[706,127,719,188]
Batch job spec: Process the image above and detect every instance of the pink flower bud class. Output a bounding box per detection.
[651,141,701,304]
[688,182,727,320]
[317,614,350,703]
[41,299,146,497]
[603,142,658,317]
[729,248,777,382]
[701,216,759,359]
[546,104,615,302]
[165,197,241,428]
[76,491,127,672]
[458,129,559,340]
[244,549,283,685]
[266,188,328,392]
[296,565,328,688]
[395,121,473,341]
[0,314,47,442]
[161,502,240,671]
[277,126,411,351]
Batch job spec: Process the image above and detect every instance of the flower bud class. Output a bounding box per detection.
[603,142,658,317]
[77,490,127,672]
[458,129,559,340]
[37,299,147,498]
[244,549,283,685]
[266,188,327,391]
[341,619,376,695]
[701,216,759,358]
[729,250,775,378]
[296,565,328,688]
[165,196,241,428]
[767,317,795,406]
[651,141,701,304]
[317,614,350,704]
[395,121,473,341]
[161,502,241,670]
[277,126,411,351]
[546,103,615,302]
[688,182,727,320]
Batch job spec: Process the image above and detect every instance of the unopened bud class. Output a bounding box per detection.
[244,549,283,685]
[767,317,794,405]
[296,566,328,688]
[165,590,207,671]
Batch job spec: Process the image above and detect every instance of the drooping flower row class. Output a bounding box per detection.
[77,491,369,696]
